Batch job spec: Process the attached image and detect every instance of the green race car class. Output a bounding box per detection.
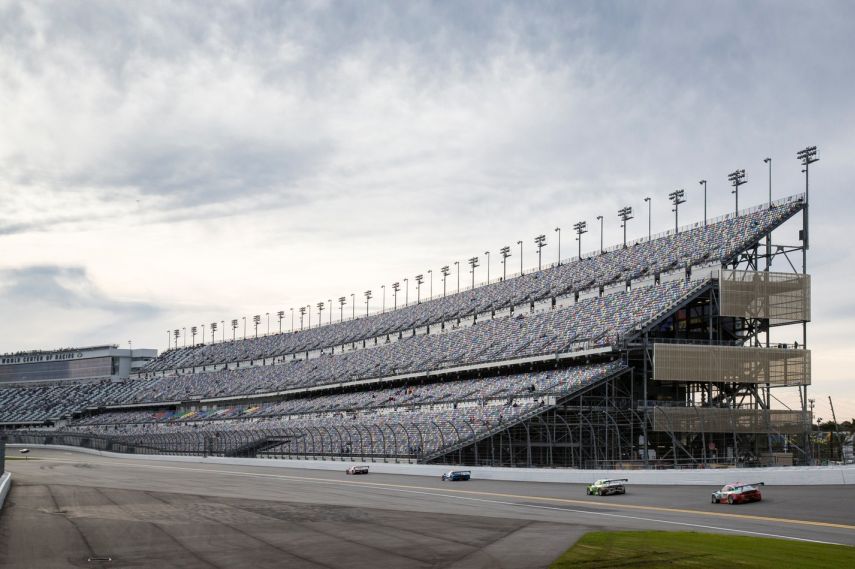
[586,478,628,496]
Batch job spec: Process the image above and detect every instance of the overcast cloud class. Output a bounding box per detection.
[1,0,853,418]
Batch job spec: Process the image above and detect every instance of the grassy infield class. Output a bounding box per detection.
[550,531,855,568]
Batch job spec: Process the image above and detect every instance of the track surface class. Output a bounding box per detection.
[2,449,854,568]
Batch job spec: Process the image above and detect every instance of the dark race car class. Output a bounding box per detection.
[586,478,628,496]
[711,482,764,504]
[441,470,471,481]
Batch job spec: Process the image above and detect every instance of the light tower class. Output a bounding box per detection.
[440,267,449,297]
[210,321,218,344]
[573,221,587,259]
[191,326,197,346]
[728,169,746,214]
[797,145,818,250]
[392,282,400,309]
[668,189,686,233]
[253,314,261,338]
[415,274,424,303]
[534,234,546,271]
[338,297,346,322]
[468,256,479,289]
[499,246,511,280]
[698,180,707,225]
[364,290,372,316]
[316,302,324,328]
[596,215,603,253]
[277,310,284,333]
[299,306,306,330]
[231,319,238,341]
[618,206,633,248]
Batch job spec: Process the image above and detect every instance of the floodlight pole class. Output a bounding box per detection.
[404,278,409,306]
[764,157,772,205]
[231,319,238,340]
[643,197,651,240]
[554,227,561,265]
[364,290,372,316]
[299,307,305,330]
[596,216,603,253]
[428,269,433,298]
[484,251,490,282]
[415,274,423,303]
[277,310,284,333]
[440,267,449,297]
[573,221,587,259]
[455,261,460,293]
[534,235,546,271]
[290,309,294,332]
[381,286,385,313]
[315,305,323,330]
[728,169,746,215]
[338,297,346,322]
[242,316,246,338]
[468,257,479,289]
[351,293,355,319]
[699,180,707,225]
[182,327,186,347]
[517,241,523,275]
[797,146,817,251]
[191,326,197,346]
[618,207,633,248]
[166,330,169,351]
[499,246,510,280]
[668,189,686,233]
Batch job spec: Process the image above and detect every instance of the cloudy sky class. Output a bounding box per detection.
[1,1,853,419]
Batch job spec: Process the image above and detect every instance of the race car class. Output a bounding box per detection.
[585,478,628,496]
[711,482,764,504]
[441,470,471,481]
[346,465,369,475]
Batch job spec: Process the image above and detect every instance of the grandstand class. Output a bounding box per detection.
[1,193,813,468]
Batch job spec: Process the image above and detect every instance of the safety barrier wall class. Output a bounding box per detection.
[7,443,854,486]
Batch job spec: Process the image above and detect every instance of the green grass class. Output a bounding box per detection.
[550,531,855,569]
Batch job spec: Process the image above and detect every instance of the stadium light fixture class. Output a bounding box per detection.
[428,269,433,298]
[277,310,284,333]
[364,290,372,316]
[698,180,707,225]
[174,329,180,350]
[618,206,633,248]
[182,327,186,348]
[728,169,746,214]
[454,260,460,293]
[643,197,651,241]
[316,303,324,329]
[242,316,247,338]
[797,145,818,250]
[211,321,218,343]
[484,251,490,282]
[253,314,261,338]
[415,274,424,303]
[221,320,225,342]
[381,285,385,313]
[338,297,346,322]
[306,305,311,329]
[573,221,587,260]
[440,267,449,297]
[392,281,400,310]
[596,216,603,253]
[668,189,686,233]
[266,312,270,335]
[468,257,479,289]
[404,277,409,306]
[299,307,306,330]
[554,228,561,265]
[499,246,511,281]
[231,319,238,341]
[166,330,169,351]
[191,326,197,346]
[202,323,205,344]
[351,293,355,319]
[534,235,546,272]
[289,309,294,332]
[327,301,331,325]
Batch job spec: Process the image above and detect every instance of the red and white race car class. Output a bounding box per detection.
[711,482,764,504]
[346,465,369,475]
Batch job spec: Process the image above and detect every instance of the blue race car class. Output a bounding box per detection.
[441,470,471,481]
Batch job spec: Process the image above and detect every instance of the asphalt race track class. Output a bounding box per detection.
[2,449,854,568]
